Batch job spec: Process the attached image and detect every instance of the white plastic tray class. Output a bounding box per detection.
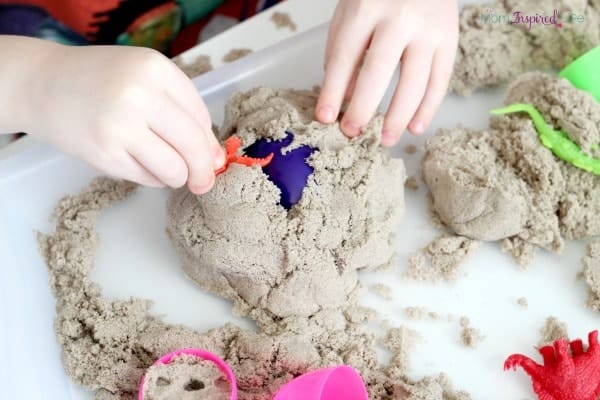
[1,19,598,400]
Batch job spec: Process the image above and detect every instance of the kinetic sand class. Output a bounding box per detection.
[424,72,600,267]
[38,93,468,399]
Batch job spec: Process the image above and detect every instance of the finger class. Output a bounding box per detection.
[343,57,361,102]
[162,60,211,128]
[102,150,165,188]
[343,38,375,103]
[127,129,189,189]
[341,24,403,137]
[316,19,372,124]
[161,61,225,167]
[203,123,225,171]
[138,48,212,135]
[382,43,434,147]
[408,47,456,135]
[147,95,217,194]
[324,2,344,66]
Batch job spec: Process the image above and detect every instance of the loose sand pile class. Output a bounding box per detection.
[405,176,419,191]
[406,236,480,282]
[38,179,469,400]
[38,87,469,399]
[424,72,600,266]
[370,283,394,301]
[459,317,485,348]
[450,0,600,95]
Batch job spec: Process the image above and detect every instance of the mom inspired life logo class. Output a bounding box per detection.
[480,8,586,30]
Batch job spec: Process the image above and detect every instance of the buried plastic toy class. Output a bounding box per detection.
[559,46,600,102]
[490,46,600,176]
[215,132,316,209]
[491,103,600,175]
[244,131,317,209]
[214,135,274,175]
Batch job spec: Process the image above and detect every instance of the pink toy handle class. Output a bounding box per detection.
[138,348,238,400]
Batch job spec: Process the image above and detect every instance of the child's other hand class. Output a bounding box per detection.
[29,45,224,194]
[316,0,458,146]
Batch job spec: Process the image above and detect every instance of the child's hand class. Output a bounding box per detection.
[26,42,224,194]
[315,0,458,146]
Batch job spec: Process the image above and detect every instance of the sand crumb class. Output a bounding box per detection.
[407,252,427,278]
[370,284,394,301]
[501,238,536,268]
[394,373,471,400]
[345,306,379,324]
[271,11,297,31]
[378,319,393,330]
[405,236,480,282]
[172,54,213,78]
[459,317,485,348]
[428,311,441,320]
[538,316,569,346]
[517,297,528,308]
[405,176,419,191]
[403,307,450,322]
[405,144,418,155]
[583,241,600,312]
[404,306,427,321]
[381,326,421,377]
[222,48,252,63]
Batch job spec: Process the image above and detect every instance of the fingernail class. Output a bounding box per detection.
[343,120,361,137]
[411,121,425,134]
[318,105,335,122]
[213,147,226,169]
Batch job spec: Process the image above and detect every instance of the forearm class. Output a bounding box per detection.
[0,35,62,134]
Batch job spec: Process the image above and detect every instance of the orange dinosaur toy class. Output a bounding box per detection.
[215,135,273,175]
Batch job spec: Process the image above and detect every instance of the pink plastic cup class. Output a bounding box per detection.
[273,366,369,400]
[137,348,238,400]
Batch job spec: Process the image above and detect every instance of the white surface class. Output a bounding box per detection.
[2,4,599,400]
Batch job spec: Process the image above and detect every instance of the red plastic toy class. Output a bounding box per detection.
[214,135,273,175]
[504,330,600,400]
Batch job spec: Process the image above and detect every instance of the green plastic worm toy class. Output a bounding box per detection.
[490,46,600,175]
